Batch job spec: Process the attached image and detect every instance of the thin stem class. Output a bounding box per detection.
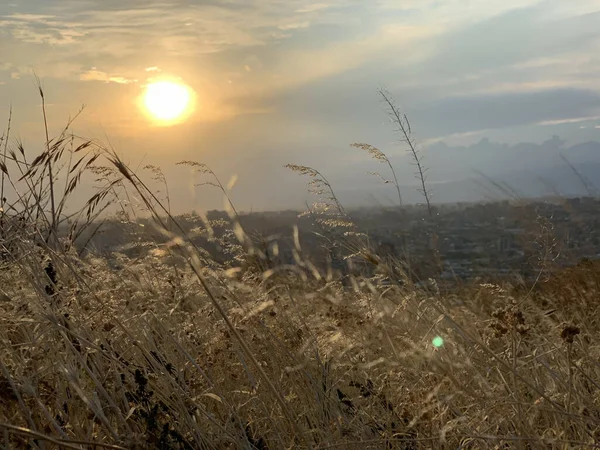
[1,106,12,210]
[42,99,57,234]
[0,423,127,450]
[566,343,573,415]
[35,75,57,243]
[386,158,403,208]
[560,153,597,197]
[379,88,431,217]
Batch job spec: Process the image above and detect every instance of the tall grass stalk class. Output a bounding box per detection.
[379,88,432,217]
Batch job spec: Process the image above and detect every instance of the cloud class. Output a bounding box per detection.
[537,116,600,126]
[0,12,85,45]
[372,4,600,100]
[0,0,389,118]
[80,68,137,84]
[4,0,595,122]
[1,0,599,198]
[278,21,310,30]
[410,88,600,138]
[0,0,354,57]
[295,3,330,13]
[222,0,600,146]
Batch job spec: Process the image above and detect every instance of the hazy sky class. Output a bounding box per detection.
[1,0,600,211]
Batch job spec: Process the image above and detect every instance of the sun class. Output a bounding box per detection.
[142,80,193,124]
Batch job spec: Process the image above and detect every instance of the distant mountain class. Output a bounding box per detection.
[424,137,600,180]
[335,137,600,206]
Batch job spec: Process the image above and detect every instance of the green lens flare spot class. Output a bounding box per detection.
[432,336,444,348]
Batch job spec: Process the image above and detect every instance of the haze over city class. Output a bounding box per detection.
[1,0,600,211]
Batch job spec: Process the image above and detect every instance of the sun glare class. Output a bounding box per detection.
[142,80,193,124]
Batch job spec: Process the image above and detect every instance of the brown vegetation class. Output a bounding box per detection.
[0,88,599,449]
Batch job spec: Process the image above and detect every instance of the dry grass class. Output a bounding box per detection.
[0,89,599,449]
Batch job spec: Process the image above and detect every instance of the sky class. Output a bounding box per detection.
[1,0,600,212]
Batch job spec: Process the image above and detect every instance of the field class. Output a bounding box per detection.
[1,91,600,449]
